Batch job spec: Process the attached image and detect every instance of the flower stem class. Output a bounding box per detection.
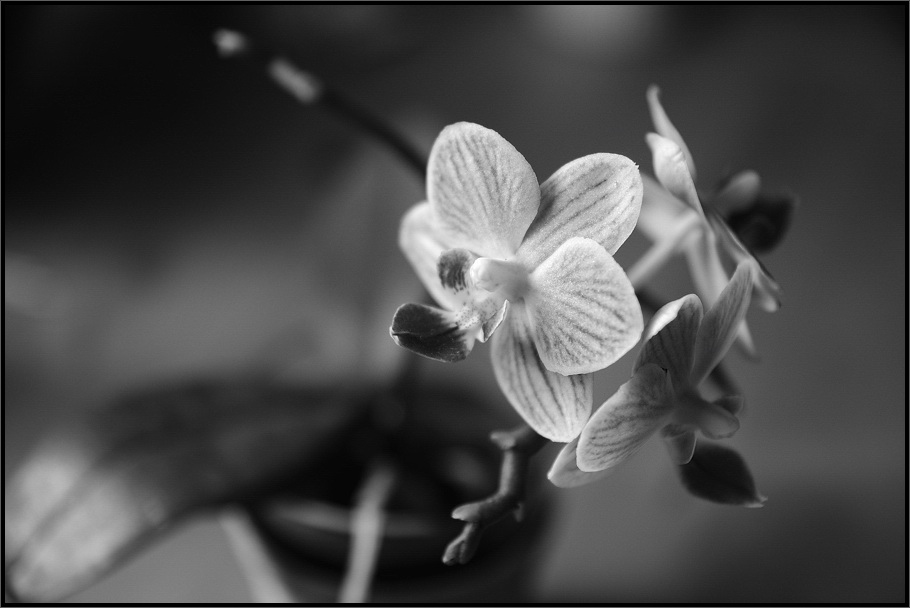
[213,29,427,179]
[443,424,547,565]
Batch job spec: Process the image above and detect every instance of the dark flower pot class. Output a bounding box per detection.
[236,383,554,603]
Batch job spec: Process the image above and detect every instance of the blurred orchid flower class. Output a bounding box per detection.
[549,262,757,492]
[390,122,644,442]
[626,85,782,358]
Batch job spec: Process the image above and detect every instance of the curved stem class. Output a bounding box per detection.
[214,29,427,179]
[443,424,547,565]
[216,27,433,428]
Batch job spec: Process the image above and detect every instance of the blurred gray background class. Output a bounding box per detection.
[4,5,906,603]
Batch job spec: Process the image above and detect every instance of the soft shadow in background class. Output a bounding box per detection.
[4,5,906,603]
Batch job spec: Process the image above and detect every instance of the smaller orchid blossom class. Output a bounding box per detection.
[626,85,781,357]
[390,122,644,442]
[548,261,754,489]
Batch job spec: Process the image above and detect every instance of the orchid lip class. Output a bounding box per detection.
[470,258,530,302]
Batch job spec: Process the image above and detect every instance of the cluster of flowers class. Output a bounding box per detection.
[390,87,783,502]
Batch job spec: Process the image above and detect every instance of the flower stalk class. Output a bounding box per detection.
[214,29,427,179]
[443,424,548,565]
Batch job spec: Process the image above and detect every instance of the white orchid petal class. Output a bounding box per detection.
[684,227,729,308]
[526,238,643,376]
[749,262,783,313]
[428,122,539,258]
[661,426,697,464]
[626,209,702,290]
[577,363,674,472]
[646,85,697,181]
[691,262,753,385]
[399,202,462,310]
[490,305,592,442]
[547,436,614,488]
[637,174,696,243]
[733,319,759,361]
[683,230,760,359]
[712,170,761,212]
[520,153,642,267]
[634,294,702,392]
[647,133,704,217]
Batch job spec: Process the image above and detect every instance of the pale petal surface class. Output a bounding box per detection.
[577,363,674,472]
[712,170,761,212]
[683,228,729,308]
[683,233,759,359]
[490,305,592,442]
[647,133,704,216]
[635,294,703,391]
[691,262,754,385]
[647,85,696,181]
[547,436,614,488]
[636,174,695,243]
[427,122,540,259]
[398,202,461,310]
[519,153,642,268]
[526,237,643,376]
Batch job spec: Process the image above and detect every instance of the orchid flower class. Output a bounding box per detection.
[626,85,781,357]
[548,261,755,489]
[390,122,644,442]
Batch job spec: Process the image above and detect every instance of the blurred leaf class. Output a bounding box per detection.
[677,441,766,508]
[4,379,365,602]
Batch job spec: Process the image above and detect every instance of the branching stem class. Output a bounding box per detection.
[442,424,547,565]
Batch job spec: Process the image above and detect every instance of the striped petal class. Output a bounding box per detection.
[681,225,761,362]
[646,133,704,217]
[398,202,461,310]
[519,153,642,268]
[690,261,753,386]
[576,363,674,472]
[428,122,539,259]
[683,228,759,359]
[634,294,702,392]
[547,436,614,488]
[490,305,592,442]
[647,85,696,182]
[526,237,643,375]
